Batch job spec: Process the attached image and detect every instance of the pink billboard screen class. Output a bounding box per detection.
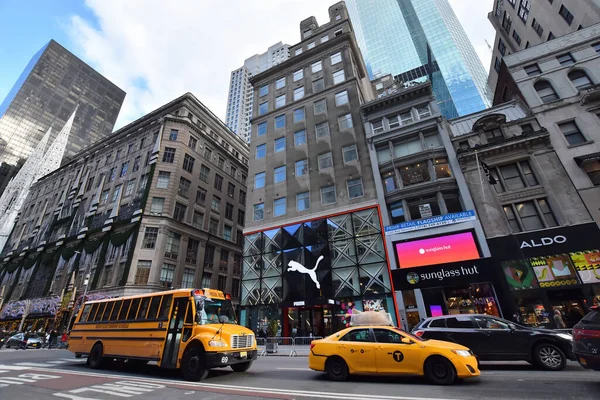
[395,232,480,269]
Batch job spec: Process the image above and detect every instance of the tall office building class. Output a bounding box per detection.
[345,0,492,118]
[487,0,600,96]
[0,39,126,196]
[225,42,290,143]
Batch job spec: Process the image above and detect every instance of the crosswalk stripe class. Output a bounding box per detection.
[47,361,68,364]
[61,358,86,363]
[0,365,31,370]
[15,362,51,368]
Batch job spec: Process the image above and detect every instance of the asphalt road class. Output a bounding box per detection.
[0,347,598,400]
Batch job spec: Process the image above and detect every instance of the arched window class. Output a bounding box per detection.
[534,81,559,103]
[568,70,593,90]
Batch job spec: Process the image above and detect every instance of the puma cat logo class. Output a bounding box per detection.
[287,255,324,289]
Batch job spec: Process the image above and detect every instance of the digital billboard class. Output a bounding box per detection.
[395,232,480,269]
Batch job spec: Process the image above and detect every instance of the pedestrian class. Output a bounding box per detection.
[49,330,58,349]
[553,309,566,329]
[512,313,521,324]
[60,332,68,349]
[19,332,30,350]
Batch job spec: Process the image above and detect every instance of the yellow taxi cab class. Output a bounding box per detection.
[308,311,479,385]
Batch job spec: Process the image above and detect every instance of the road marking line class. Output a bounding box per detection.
[34,366,455,400]
[47,361,68,364]
[276,367,311,371]
[0,365,31,370]
[60,358,86,363]
[15,362,51,368]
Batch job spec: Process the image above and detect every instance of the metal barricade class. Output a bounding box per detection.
[291,336,323,357]
[255,337,266,356]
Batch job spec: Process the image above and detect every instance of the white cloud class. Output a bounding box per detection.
[68,0,495,128]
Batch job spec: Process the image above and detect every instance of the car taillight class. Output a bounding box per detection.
[574,328,600,340]
[413,330,425,337]
[310,342,316,351]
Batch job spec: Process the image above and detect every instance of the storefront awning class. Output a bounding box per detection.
[574,152,600,166]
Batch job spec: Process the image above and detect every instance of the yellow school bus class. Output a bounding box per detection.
[69,288,257,380]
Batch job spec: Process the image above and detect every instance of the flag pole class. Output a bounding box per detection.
[476,151,486,203]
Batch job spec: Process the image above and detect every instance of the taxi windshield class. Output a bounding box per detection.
[194,295,237,325]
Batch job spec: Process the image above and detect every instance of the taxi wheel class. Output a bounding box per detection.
[424,356,456,385]
[326,356,349,381]
[87,343,105,369]
[231,361,253,372]
[181,346,209,381]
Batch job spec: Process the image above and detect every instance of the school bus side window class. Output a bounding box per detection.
[158,295,173,319]
[118,299,132,320]
[128,298,141,320]
[94,303,107,321]
[79,304,92,322]
[102,302,114,322]
[137,298,150,320]
[88,303,99,322]
[109,300,122,321]
[147,296,162,319]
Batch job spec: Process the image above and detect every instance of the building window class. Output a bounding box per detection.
[255,172,266,189]
[498,39,506,56]
[318,152,333,170]
[254,203,264,221]
[524,64,541,76]
[293,87,304,101]
[160,264,175,288]
[213,174,223,191]
[274,197,286,216]
[239,190,246,204]
[399,162,430,186]
[311,61,322,73]
[559,5,574,25]
[225,203,234,220]
[204,147,212,160]
[274,114,286,129]
[178,177,191,198]
[256,144,266,159]
[209,218,219,235]
[494,57,502,73]
[293,69,303,82]
[275,137,286,153]
[111,185,122,203]
[534,81,559,103]
[312,78,325,93]
[192,211,204,229]
[182,268,195,289]
[296,159,308,176]
[503,199,558,232]
[186,239,199,264]
[259,84,268,97]
[557,53,574,66]
[532,18,544,37]
[150,197,165,215]
[333,69,345,85]
[494,160,538,192]
[347,178,364,199]
[132,156,141,173]
[297,192,310,211]
[274,165,286,183]
[372,120,384,134]
[188,136,198,150]
[223,225,233,241]
[124,179,136,196]
[389,201,405,224]
[338,113,353,130]
[276,77,286,89]
[400,111,413,125]
[517,0,531,22]
[485,127,504,143]
[259,102,268,115]
[174,202,187,222]
[512,30,522,46]
[314,99,327,114]
[211,197,221,213]
[162,147,176,163]
[321,185,336,205]
[502,11,512,33]
[294,107,305,123]
[257,122,267,136]
[276,95,285,108]
[120,162,129,177]
[331,52,342,65]
[201,272,212,288]
[169,129,178,141]
[315,122,330,139]
[134,261,151,285]
[165,231,181,259]
[342,144,358,163]
[199,165,210,182]
[583,161,600,185]
[142,227,158,249]
[218,157,225,170]
[238,210,245,226]
[569,70,593,90]
[157,171,170,188]
[335,91,349,106]
[558,121,587,145]
[227,182,235,198]
[294,130,307,146]
[183,154,195,173]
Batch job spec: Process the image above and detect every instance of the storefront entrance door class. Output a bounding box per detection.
[284,306,335,338]
[547,289,586,328]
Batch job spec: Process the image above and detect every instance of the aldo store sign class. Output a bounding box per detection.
[392,258,497,290]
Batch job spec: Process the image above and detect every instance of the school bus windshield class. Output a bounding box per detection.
[195,295,237,325]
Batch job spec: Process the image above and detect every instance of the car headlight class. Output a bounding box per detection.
[208,340,227,347]
[452,349,472,357]
[556,333,572,341]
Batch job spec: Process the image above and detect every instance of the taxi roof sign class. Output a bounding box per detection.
[350,310,394,326]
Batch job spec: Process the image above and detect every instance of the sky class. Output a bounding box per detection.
[0,0,495,129]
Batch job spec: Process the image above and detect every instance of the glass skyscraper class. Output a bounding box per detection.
[0,40,125,195]
[346,0,491,118]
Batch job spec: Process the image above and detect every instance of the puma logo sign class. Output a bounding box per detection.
[287,255,324,289]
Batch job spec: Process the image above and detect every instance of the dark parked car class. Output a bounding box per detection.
[412,314,574,371]
[573,306,600,371]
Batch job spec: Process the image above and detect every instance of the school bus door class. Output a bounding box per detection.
[161,297,190,368]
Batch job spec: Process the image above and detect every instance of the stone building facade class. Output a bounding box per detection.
[0,93,248,330]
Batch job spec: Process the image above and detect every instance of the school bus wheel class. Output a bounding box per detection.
[87,342,105,369]
[181,345,208,381]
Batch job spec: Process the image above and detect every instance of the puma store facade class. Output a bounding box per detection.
[239,206,398,338]
[487,223,600,329]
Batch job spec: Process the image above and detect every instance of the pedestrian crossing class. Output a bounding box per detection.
[0,358,86,373]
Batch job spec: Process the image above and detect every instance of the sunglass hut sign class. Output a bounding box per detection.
[406,265,480,286]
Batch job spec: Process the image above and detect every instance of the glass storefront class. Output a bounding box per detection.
[421,282,501,318]
[240,208,396,337]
